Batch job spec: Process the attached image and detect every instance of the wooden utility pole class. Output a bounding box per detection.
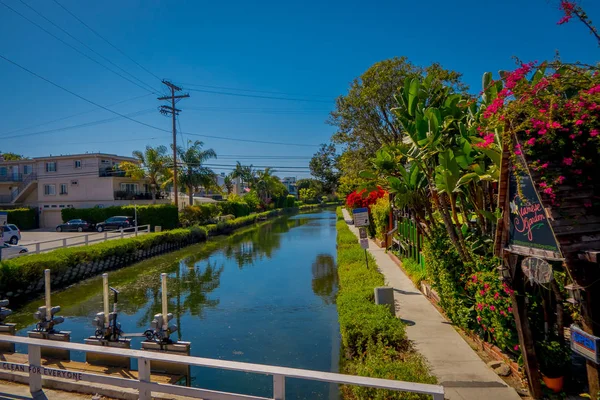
[158,81,189,209]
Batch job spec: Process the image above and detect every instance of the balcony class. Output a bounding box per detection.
[114,191,167,200]
[99,168,127,177]
[0,173,27,183]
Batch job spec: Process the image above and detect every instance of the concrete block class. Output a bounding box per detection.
[141,341,190,384]
[84,338,131,368]
[374,286,395,314]
[0,324,16,353]
[27,331,71,361]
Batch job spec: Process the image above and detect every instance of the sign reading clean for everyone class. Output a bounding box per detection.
[352,208,370,227]
[1,362,83,381]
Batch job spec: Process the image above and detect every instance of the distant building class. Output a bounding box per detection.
[0,153,168,228]
[281,177,297,198]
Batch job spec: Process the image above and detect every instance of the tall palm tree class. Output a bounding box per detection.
[119,145,168,204]
[223,173,234,196]
[177,140,217,206]
[232,162,257,189]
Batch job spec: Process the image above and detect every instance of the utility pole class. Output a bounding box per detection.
[158,81,189,209]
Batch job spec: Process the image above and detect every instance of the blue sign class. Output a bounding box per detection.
[571,325,600,364]
[352,208,370,227]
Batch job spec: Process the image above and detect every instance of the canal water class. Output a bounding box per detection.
[10,210,341,399]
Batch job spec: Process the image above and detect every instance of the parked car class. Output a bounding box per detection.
[0,242,28,259]
[56,219,93,232]
[0,224,21,244]
[96,216,136,232]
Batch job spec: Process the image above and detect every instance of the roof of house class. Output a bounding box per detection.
[0,153,138,163]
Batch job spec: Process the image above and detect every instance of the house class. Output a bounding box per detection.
[0,153,168,228]
[281,177,297,197]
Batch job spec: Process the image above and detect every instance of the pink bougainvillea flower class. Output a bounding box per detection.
[514,345,520,351]
[514,149,522,155]
[549,121,562,129]
[556,176,566,184]
[538,129,548,136]
[570,134,576,139]
[479,290,485,296]
[494,292,500,300]
[477,303,484,311]
[471,275,478,282]
[476,316,482,322]
[539,182,547,188]
[540,163,549,169]
[508,307,513,312]
[575,119,584,125]
[527,138,536,146]
[544,187,554,195]
[584,200,592,208]
[574,169,583,175]
[489,305,496,311]
[563,157,574,166]
[591,129,599,137]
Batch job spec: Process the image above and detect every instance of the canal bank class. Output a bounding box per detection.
[9,210,342,400]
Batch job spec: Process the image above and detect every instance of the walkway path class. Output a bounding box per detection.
[342,209,521,400]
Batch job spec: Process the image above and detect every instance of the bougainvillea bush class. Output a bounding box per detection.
[345,187,387,209]
[479,62,600,207]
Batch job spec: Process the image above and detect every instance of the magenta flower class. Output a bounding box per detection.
[538,129,548,136]
[540,163,549,169]
[543,188,554,195]
[527,138,536,146]
[563,157,573,166]
[591,129,599,137]
[575,119,584,126]
[508,307,513,312]
[514,345,519,351]
[556,176,565,184]
[489,305,496,311]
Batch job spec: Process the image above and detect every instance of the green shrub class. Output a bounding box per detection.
[401,258,428,287]
[335,208,435,396]
[61,204,179,229]
[285,195,296,208]
[218,201,250,218]
[179,204,219,227]
[242,191,260,211]
[2,208,38,230]
[370,197,390,241]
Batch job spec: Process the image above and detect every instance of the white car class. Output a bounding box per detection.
[0,243,28,260]
[1,224,21,245]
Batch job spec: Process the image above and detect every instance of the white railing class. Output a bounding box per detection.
[24,225,151,255]
[0,336,444,400]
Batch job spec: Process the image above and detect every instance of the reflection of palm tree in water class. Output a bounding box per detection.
[311,254,338,305]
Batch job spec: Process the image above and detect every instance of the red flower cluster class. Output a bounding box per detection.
[558,0,575,25]
[345,187,387,209]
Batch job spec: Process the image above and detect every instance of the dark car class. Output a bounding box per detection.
[56,219,93,232]
[96,216,136,232]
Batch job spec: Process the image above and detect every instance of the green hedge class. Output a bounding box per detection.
[217,201,250,218]
[2,208,38,230]
[180,204,219,226]
[335,208,435,399]
[61,204,179,229]
[0,226,207,295]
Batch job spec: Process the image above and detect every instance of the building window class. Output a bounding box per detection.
[74,160,82,169]
[121,183,139,193]
[44,184,56,195]
[0,167,6,176]
[45,162,57,172]
[60,184,68,195]
[23,165,32,175]
[101,159,110,164]
[71,180,78,186]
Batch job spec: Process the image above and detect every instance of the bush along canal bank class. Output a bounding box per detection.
[0,204,332,304]
[335,208,436,400]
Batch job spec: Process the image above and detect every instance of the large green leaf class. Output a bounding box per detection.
[359,170,377,179]
[479,147,501,167]
[408,79,420,117]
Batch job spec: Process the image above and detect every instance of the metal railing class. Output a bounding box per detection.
[0,173,24,182]
[114,191,167,200]
[0,335,444,400]
[24,225,151,255]
[11,173,38,202]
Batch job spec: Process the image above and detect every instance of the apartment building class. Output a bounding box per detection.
[0,153,168,228]
[281,177,298,197]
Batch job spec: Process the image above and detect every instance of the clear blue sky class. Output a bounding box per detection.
[1,0,598,178]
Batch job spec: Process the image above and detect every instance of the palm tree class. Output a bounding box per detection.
[223,174,234,196]
[119,145,168,204]
[177,140,217,206]
[232,162,257,189]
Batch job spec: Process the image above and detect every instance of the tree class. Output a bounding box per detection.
[329,57,467,154]
[309,143,340,194]
[255,168,287,206]
[176,140,217,206]
[296,178,324,195]
[1,152,24,161]
[223,174,234,195]
[299,188,317,203]
[120,145,169,204]
[232,162,257,188]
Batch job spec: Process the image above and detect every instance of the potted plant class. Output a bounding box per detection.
[536,340,570,393]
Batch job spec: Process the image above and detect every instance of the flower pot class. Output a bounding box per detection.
[542,375,564,393]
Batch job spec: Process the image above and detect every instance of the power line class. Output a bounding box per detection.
[2,109,155,140]
[1,93,152,136]
[51,0,162,82]
[175,83,333,99]
[0,53,322,148]
[0,0,156,94]
[16,0,160,93]
[184,88,333,103]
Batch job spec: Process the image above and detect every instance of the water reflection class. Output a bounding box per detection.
[311,254,338,305]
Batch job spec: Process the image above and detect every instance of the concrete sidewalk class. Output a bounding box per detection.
[342,209,521,400]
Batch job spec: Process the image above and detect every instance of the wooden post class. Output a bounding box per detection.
[509,256,543,399]
[578,259,600,396]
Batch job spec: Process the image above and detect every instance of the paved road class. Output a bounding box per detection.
[342,209,522,400]
[18,229,149,255]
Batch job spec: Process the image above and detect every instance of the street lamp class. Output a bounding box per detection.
[497,264,511,281]
[565,282,585,305]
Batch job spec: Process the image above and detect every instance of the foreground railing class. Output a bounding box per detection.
[24,225,151,255]
[0,336,444,400]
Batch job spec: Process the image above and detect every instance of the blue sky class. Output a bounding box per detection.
[1,0,598,178]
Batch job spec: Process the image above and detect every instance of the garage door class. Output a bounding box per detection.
[41,210,63,229]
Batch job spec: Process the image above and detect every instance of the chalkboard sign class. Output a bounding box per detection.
[508,164,561,258]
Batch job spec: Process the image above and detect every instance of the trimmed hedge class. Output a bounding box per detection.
[61,204,179,229]
[180,204,219,227]
[218,201,251,218]
[2,208,38,230]
[335,208,435,399]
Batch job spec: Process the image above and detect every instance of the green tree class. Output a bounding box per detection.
[120,145,169,204]
[223,174,234,196]
[176,140,217,206]
[309,143,340,194]
[1,152,25,161]
[299,188,317,203]
[232,162,257,189]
